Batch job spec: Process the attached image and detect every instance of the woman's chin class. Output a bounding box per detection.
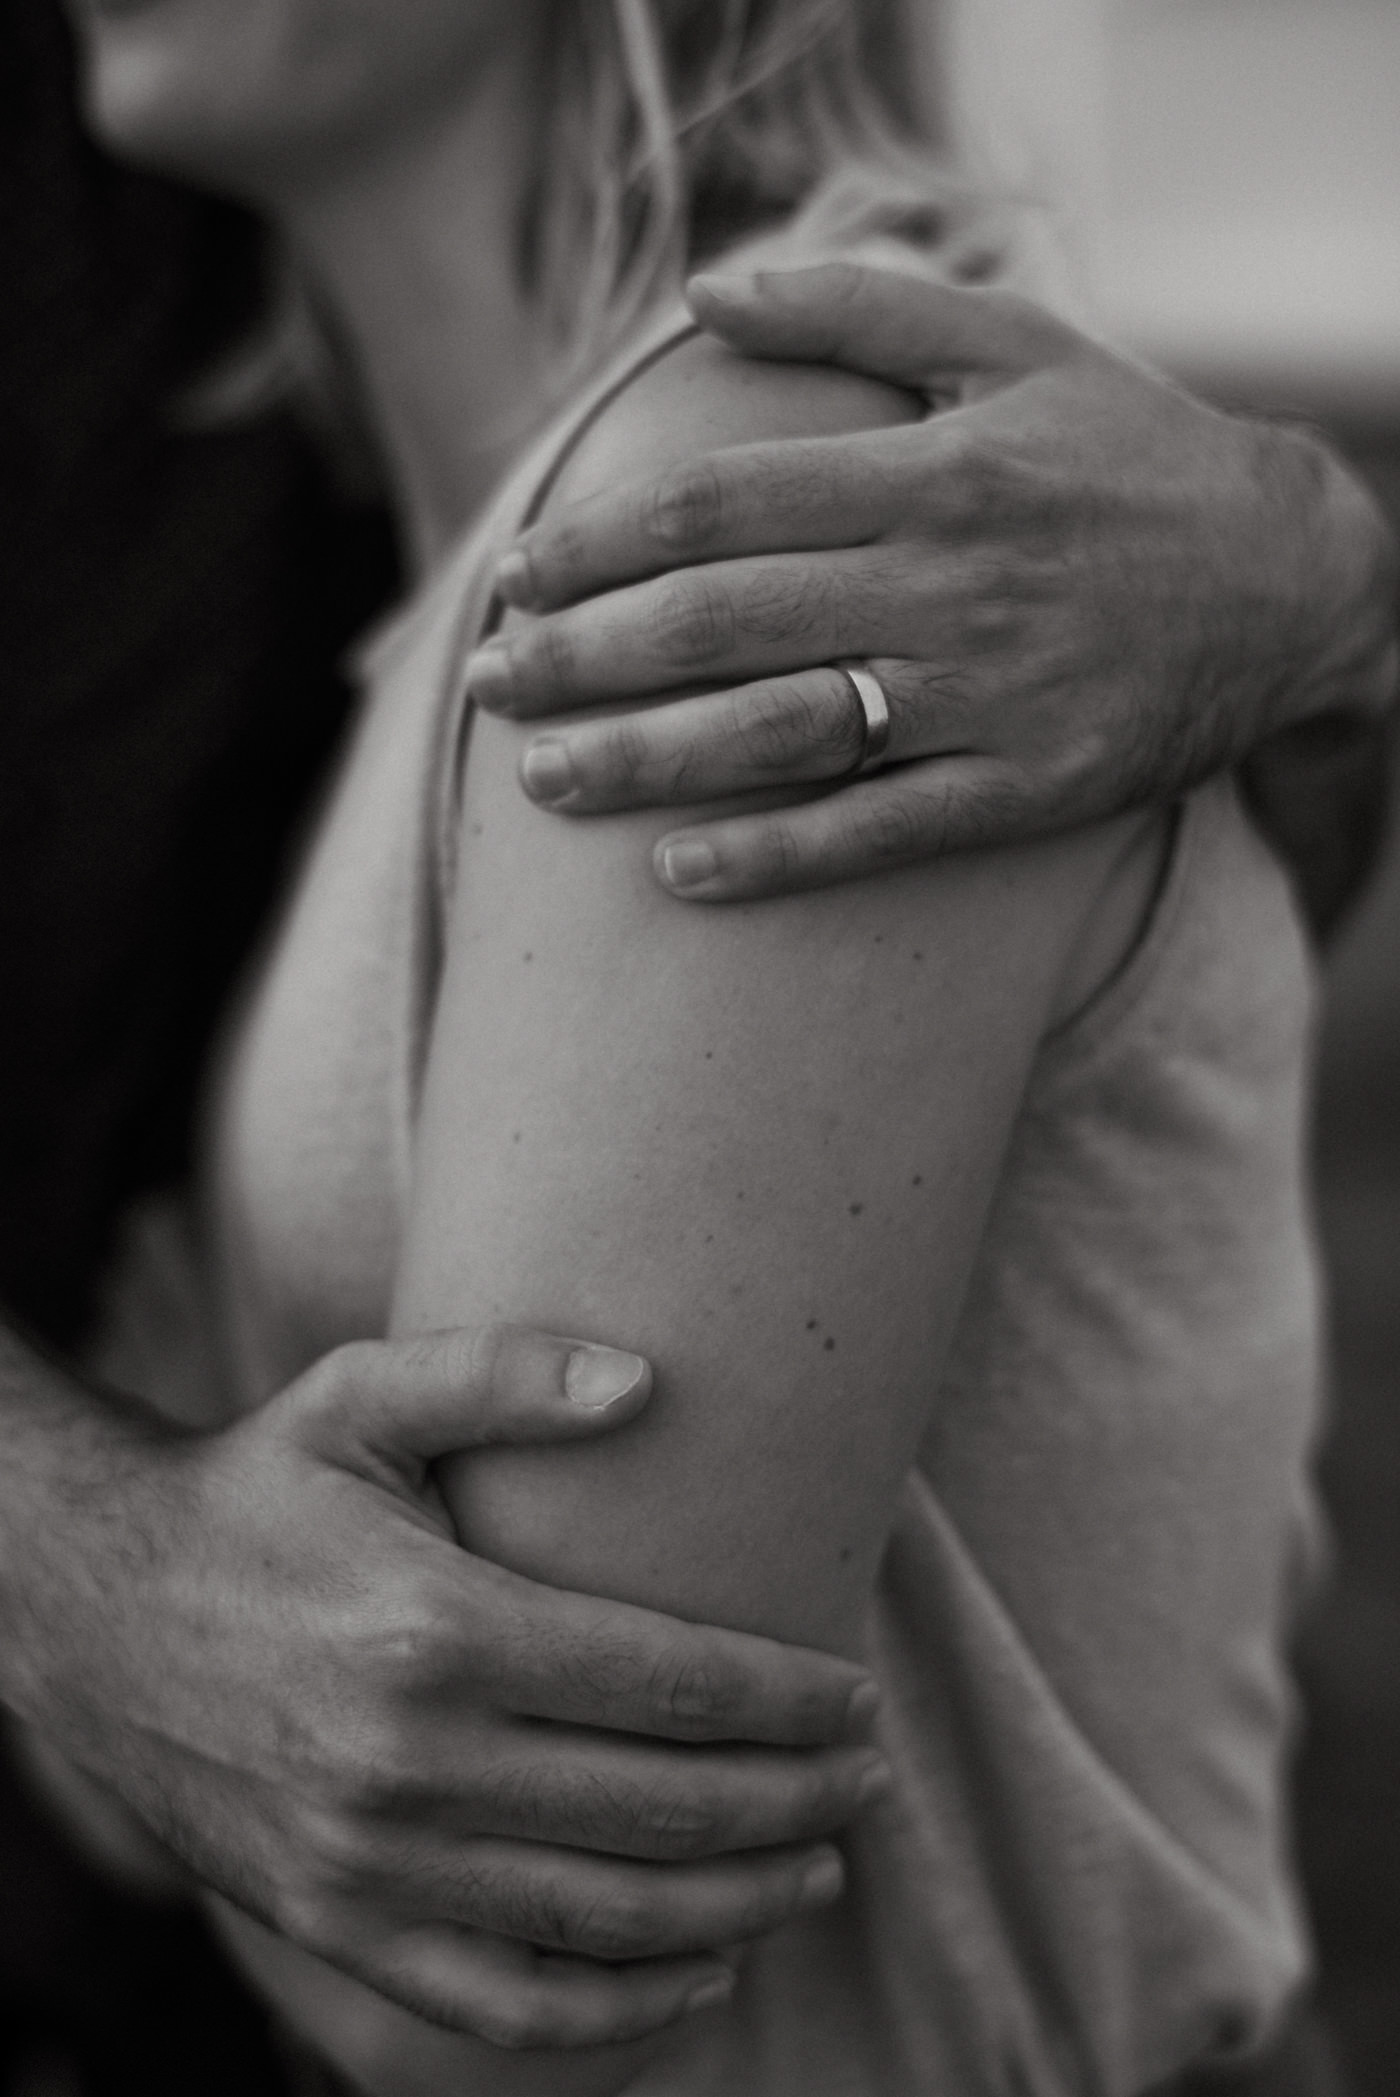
[83,73,276,193]
[69,11,275,188]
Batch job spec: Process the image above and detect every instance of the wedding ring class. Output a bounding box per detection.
[836,660,891,776]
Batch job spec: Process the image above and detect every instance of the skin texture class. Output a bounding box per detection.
[221,336,1164,2096]
[0,1323,883,2046]
[54,4,1395,2074]
[44,0,900,2049]
[465,263,1398,919]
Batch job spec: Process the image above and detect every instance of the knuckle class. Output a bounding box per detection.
[735,566,829,650]
[849,787,929,867]
[353,1577,456,1705]
[821,260,867,322]
[290,1339,372,1426]
[730,675,856,776]
[477,1755,556,1842]
[649,1648,742,1734]
[970,765,1038,843]
[453,1846,587,1956]
[599,716,652,793]
[299,1802,383,1898]
[649,577,736,670]
[908,660,978,734]
[638,1790,722,1861]
[731,686,805,773]
[533,516,588,589]
[940,429,1025,522]
[754,820,804,889]
[648,460,726,551]
[571,1887,657,1961]
[269,1872,344,1958]
[460,1319,510,1392]
[549,1624,644,1716]
[472,1992,548,2052]
[318,1706,416,1820]
[530,617,582,697]
[963,594,1023,652]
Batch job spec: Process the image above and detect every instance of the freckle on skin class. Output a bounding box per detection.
[522,951,533,963]
[823,1337,836,1352]
[848,1202,864,1217]
[806,1319,818,1331]
[912,1174,923,1187]
[913,950,924,962]
[470,821,484,837]
[839,1546,852,1564]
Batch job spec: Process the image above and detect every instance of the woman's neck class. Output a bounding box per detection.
[274,38,549,573]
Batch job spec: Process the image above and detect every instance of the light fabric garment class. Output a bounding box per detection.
[201,311,1323,2096]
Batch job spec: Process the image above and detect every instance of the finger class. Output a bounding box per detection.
[366,1925,735,2049]
[406,1836,845,1963]
[465,1728,889,1860]
[651,754,1059,900]
[517,661,953,814]
[292,1326,653,1475]
[475,1572,876,1746]
[496,427,913,612]
[462,549,917,717]
[688,261,1074,389]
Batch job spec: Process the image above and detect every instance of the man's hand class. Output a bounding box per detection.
[462,262,1397,908]
[0,1325,881,2049]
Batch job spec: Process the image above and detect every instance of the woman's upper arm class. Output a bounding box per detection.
[392,338,1146,1660]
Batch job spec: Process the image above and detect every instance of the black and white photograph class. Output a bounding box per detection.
[1,2,1397,2092]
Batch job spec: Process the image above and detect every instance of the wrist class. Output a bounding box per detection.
[0,1325,173,1735]
[1259,420,1399,731]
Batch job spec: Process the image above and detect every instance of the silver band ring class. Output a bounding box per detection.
[836,661,891,776]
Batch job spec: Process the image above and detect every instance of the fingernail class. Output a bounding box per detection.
[521,738,575,806]
[685,1972,735,2016]
[688,271,757,309]
[856,1758,892,1808]
[800,1854,845,1907]
[461,642,514,711]
[659,838,718,891]
[495,548,539,608]
[844,1680,880,1740]
[564,1345,650,1410]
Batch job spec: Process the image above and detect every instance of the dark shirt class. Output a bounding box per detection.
[0,9,397,2087]
[0,0,395,1347]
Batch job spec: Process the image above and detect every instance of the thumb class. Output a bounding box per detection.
[687,261,1069,393]
[290,1325,653,1475]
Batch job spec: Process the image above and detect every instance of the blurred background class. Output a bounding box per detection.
[1,1,1396,2091]
[949,2,1400,2086]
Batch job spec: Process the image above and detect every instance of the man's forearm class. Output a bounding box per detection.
[1265,420,1398,731]
[1236,424,1398,937]
[0,1317,161,1737]
[0,1314,880,2048]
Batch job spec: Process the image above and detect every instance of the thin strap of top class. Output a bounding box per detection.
[431,310,701,893]
[475,319,702,647]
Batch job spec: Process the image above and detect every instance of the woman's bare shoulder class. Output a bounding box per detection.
[543,327,923,515]
[528,320,1167,1037]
